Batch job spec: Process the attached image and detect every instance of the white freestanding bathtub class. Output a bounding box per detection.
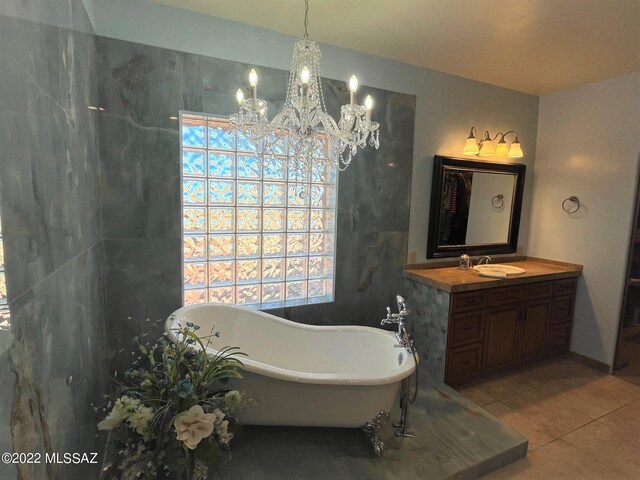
[165,304,417,455]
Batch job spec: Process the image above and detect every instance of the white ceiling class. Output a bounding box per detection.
[149,0,640,95]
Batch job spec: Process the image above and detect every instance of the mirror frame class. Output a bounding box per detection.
[427,155,526,259]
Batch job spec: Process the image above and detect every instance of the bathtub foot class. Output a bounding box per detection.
[361,411,390,457]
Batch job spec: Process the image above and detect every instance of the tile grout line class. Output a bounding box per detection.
[558,434,635,480]
[473,364,640,453]
[474,363,593,405]
[471,362,640,479]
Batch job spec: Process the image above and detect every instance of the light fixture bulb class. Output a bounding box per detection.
[463,137,479,155]
[249,68,258,87]
[349,75,359,93]
[508,141,524,158]
[479,141,496,156]
[300,66,310,85]
[365,95,373,110]
[236,88,245,104]
[495,137,510,156]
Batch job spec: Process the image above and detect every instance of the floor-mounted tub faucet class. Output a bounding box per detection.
[386,295,418,439]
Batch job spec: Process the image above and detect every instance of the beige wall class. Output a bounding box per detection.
[528,70,640,367]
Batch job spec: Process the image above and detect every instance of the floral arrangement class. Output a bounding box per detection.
[98,321,247,480]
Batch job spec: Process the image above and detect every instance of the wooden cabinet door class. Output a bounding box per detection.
[518,300,551,362]
[484,306,520,371]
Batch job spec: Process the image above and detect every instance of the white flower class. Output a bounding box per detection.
[98,406,125,431]
[117,395,140,411]
[224,390,242,409]
[173,405,215,449]
[128,405,155,437]
[211,408,233,445]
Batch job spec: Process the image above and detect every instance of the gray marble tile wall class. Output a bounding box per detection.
[403,279,450,381]
[97,37,416,362]
[0,1,108,478]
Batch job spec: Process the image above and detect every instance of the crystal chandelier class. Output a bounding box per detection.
[230,0,380,173]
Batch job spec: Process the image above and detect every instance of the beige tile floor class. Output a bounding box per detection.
[454,355,640,480]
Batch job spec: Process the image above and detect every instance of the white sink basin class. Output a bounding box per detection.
[473,264,526,276]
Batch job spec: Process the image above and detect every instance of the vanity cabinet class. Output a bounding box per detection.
[483,306,519,371]
[445,279,576,384]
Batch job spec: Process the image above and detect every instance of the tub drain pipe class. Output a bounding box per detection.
[393,342,419,438]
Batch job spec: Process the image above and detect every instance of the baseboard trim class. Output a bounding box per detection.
[566,351,612,374]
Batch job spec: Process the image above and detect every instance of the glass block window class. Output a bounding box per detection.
[0,211,9,331]
[180,113,337,308]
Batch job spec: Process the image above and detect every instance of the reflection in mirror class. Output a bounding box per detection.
[0,210,8,331]
[439,171,515,245]
[427,156,526,258]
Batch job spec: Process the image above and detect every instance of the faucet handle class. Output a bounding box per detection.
[381,306,394,325]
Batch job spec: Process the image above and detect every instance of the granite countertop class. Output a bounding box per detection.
[404,257,583,293]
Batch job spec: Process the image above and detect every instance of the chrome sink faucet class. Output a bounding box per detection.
[476,255,492,265]
[381,295,413,349]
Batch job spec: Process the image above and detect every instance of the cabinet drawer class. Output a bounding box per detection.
[554,278,577,297]
[446,343,482,384]
[521,281,553,300]
[452,291,486,313]
[488,286,521,306]
[548,324,572,352]
[450,312,483,346]
[551,296,575,325]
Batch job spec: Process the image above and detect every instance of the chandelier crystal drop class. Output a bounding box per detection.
[230,0,380,174]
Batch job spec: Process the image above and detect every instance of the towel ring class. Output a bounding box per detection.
[492,194,504,209]
[562,196,580,214]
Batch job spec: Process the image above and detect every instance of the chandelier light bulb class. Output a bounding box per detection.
[365,95,373,122]
[365,95,373,110]
[349,75,358,105]
[249,68,258,100]
[300,66,311,85]
[249,69,259,87]
[236,89,245,105]
[349,75,359,93]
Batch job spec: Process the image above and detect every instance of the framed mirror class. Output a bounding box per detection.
[427,156,526,258]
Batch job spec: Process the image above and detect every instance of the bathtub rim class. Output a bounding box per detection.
[165,304,416,386]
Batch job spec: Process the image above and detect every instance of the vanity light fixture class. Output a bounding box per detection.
[231,0,380,174]
[463,127,523,158]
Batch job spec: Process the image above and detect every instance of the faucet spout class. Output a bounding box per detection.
[476,255,492,265]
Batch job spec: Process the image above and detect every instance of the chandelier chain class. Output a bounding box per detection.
[304,0,309,39]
